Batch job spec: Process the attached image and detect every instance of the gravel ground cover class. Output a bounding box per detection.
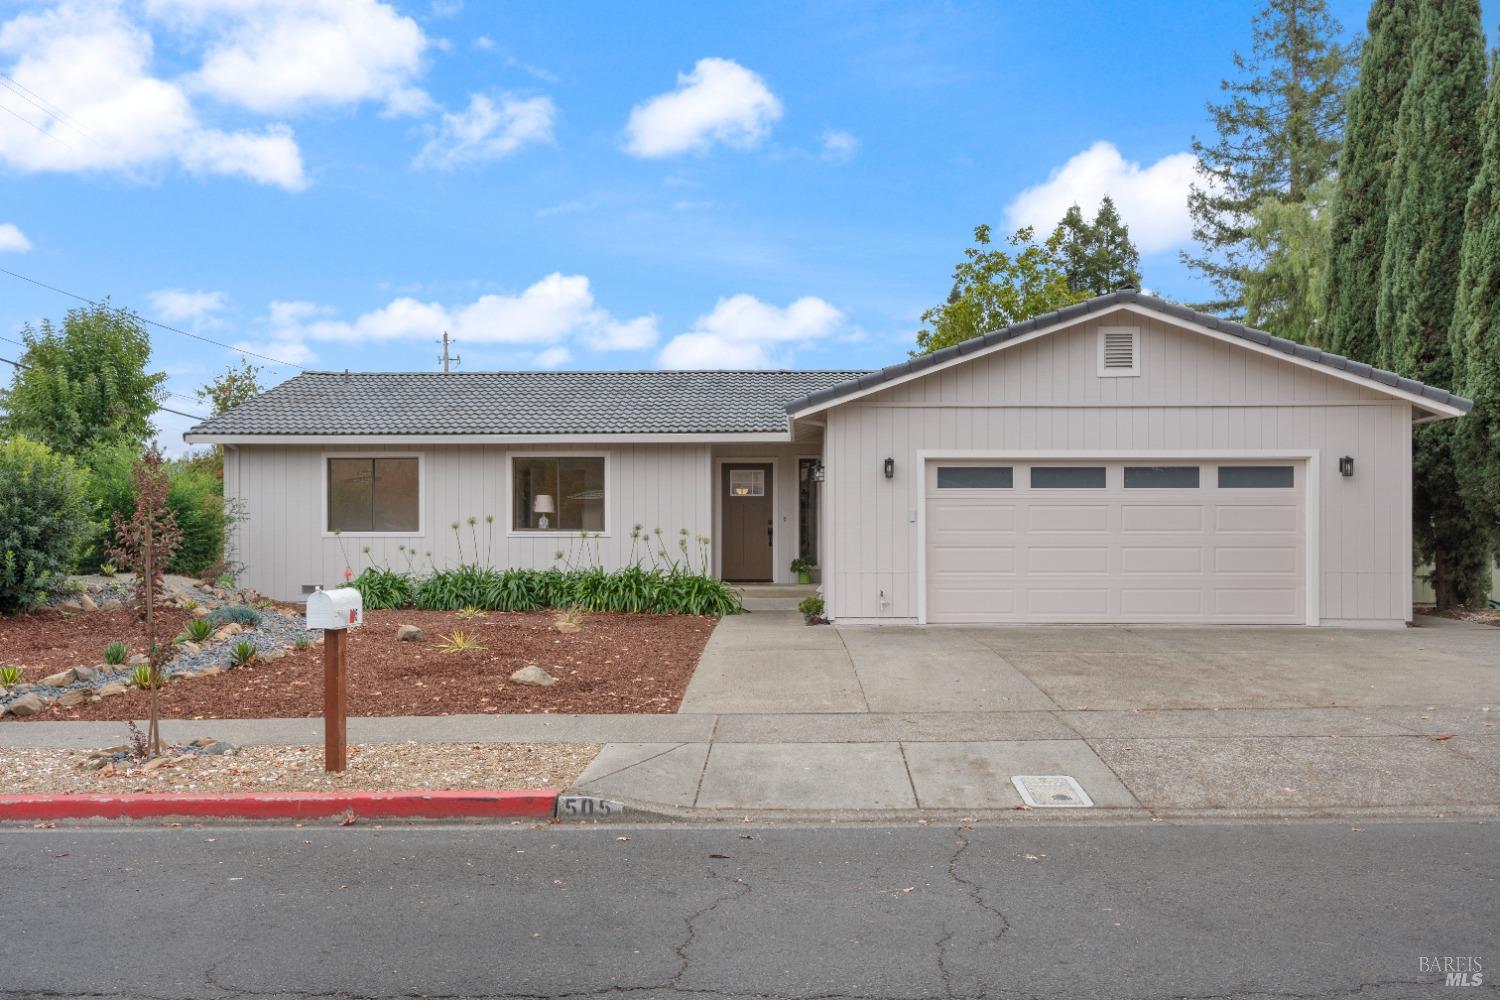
[1,741,600,794]
[5,609,716,721]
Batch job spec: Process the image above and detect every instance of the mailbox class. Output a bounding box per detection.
[306,587,364,630]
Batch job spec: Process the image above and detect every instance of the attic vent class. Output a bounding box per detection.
[1098,326,1140,377]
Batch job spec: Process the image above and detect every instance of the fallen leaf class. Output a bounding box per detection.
[1432,732,1455,741]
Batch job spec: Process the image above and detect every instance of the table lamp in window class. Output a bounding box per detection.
[533,494,555,530]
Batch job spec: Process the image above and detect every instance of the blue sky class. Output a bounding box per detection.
[0,0,1371,445]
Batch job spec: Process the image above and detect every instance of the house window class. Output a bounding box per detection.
[728,468,766,497]
[1124,466,1201,489]
[1031,466,1107,489]
[1218,465,1295,489]
[937,466,1014,489]
[513,457,606,532]
[327,457,419,533]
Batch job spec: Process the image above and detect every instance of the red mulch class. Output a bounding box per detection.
[0,605,193,676]
[4,609,718,722]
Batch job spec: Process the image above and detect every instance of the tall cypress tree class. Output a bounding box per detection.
[1377,0,1489,609]
[1449,53,1500,583]
[1184,0,1355,315]
[1324,0,1418,362]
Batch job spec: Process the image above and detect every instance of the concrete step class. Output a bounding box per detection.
[733,583,817,612]
[740,597,806,611]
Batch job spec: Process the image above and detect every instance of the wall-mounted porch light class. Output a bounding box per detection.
[1339,456,1354,478]
[811,462,826,483]
[883,457,895,479]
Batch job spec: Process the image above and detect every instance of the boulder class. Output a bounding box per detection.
[58,599,83,612]
[39,669,77,688]
[396,625,424,642]
[199,741,235,756]
[97,682,129,698]
[73,665,102,682]
[197,665,223,677]
[5,692,47,717]
[191,606,212,619]
[509,665,557,687]
[77,593,98,613]
[127,653,149,667]
[57,689,87,708]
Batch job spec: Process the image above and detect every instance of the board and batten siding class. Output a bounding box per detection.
[821,315,1415,625]
[224,443,713,601]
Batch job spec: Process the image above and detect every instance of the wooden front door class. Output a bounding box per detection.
[721,463,773,581]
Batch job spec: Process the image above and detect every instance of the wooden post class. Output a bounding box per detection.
[324,628,348,772]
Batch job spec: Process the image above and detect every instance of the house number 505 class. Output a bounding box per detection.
[557,795,623,819]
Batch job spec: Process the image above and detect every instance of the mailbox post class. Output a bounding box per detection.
[306,587,364,772]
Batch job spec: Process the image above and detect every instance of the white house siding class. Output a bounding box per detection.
[224,442,714,601]
[821,314,1415,625]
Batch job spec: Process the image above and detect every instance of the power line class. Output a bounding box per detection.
[0,266,309,371]
[0,75,92,140]
[0,96,71,149]
[0,355,207,421]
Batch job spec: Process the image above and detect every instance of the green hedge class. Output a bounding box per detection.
[79,444,230,575]
[0,436,93,612]
[351,565,742,617]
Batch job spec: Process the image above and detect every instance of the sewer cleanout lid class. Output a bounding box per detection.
[1011,774,1093,808]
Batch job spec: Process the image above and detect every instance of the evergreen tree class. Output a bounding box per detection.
[1449,52,1500,575]
[1054,197,1142,296]
[1242,177,1334,345]
[1377,0,1489,609]
[1325,0,1419,362]
[1184,0,1355,315]
[2,302,164,455]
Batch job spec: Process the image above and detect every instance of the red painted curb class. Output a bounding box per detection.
[0,789,559,822]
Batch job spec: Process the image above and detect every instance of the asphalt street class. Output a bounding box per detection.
[1,819,1494,999]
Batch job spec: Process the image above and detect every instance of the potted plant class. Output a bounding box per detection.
[790,556,816,585]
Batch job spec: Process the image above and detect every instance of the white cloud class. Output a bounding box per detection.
[257,274,656,365]
[414,94,555,169]
[0,1,306,189]
[623,57,781,158]
[821,129,858,162]
[533,346,570,369]
[657,294,843,370]
[473,35,495,51]
[148,288,227,322]
[150,0,430,117]
[1004,141,1199,254]
[0,223,31,253]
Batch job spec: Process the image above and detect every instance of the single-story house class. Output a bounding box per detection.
[185,289,1472,628]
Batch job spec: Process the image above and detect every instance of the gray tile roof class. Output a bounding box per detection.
[185,369,873,438]
[782,289,1475,415]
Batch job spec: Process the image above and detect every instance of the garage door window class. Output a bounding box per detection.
[1031,466,1106,489]
[1218,465,1294,489]
[1124,466,1200,489]
[937,466,1013,489]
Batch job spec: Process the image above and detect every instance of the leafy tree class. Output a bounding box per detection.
[196,359,264,416]
[2,302,165,455]
[1242,178,1334,345]
[1325,0,1419,362]
[1055,197,1142,296]
[79,442,230,575]
[914,225,1084,355]
[1184,0,1355,315]
[107,443,183,755]
[0,436,93,613]
[1377,0,1489,609]
[1448,52,1500,569]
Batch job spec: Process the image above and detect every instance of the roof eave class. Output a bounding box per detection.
[183,430,799,446]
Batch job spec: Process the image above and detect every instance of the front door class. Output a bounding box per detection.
[722,463,773,581]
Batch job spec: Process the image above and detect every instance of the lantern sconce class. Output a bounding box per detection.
[1339,456,1354,478]
[883,457,895,479]
[811,462,826,483]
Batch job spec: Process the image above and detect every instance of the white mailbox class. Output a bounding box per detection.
[306,587,364,630]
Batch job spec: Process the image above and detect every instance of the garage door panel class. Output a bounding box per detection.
[926,459,1306,624]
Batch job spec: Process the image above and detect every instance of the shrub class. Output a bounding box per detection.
[129,664,157,689]
[293,636,311,650]
[77,444,231,576]
[209,605,262,628]
[436,631,485,653]
[99,562,117,577]
[0,665,22,686]
[350,567,415,610]
[228,638,257,665]
[388,565,741,616]
[0,436,93,612]
[103,640,129,665]
[181,617,214,643]
[798,595,825,621]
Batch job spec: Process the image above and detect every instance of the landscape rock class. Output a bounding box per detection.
[97,682,128,698]
[191,606,212,619]
[73,665,102,682]
[178,642,201,654]
[5,692,47,717]
[39,669,77,687]
[59,599,83,612]
[78,594,98,612]
[127,653,149,667]
[200,741,235,755]
[57,689,87,708]
[396,625,424,642]
[509,665,557,687]
[197,665,223,676]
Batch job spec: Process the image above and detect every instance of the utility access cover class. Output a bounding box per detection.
[1011,775,1093,808]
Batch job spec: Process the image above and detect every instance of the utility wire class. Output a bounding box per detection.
[0,266,309,371]
[0,96,71,149]
[0,75,92,140]
[0,355,207,421]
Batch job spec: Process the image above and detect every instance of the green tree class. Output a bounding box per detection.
[1448,52,1500,568]
[1055,197,1142,296]
[0,435,93,612]
[195,359,264,416]
[1377,0,1489,609]
[1185,0,1355,315]
[914,225,1084,356]
[1325,0,1419,362]
[1242,177,1334,345]
[2,302,165,455]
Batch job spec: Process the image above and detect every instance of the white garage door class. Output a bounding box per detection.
[925,460,1306,624]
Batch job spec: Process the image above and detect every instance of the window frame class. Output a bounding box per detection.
[321,452,425,538]
[505,451,612,538]
[1096,325,1141,378]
